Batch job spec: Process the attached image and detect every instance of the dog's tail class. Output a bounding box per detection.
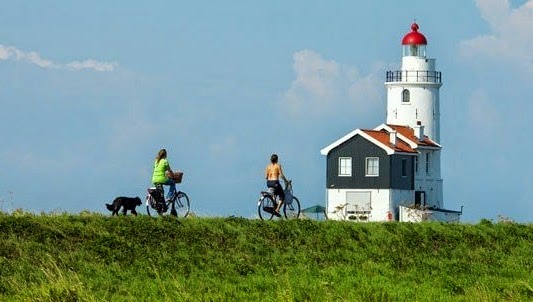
[105,204,114,211]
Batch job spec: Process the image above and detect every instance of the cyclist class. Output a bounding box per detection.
[152,148,177,202]
[265,153,289,216]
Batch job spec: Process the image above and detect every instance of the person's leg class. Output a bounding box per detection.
[164,178,176,200]
[274,183,284,213]
[266,180,280,216]
[266,180,276,204]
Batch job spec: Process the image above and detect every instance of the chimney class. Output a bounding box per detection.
[389,130,397,145]
[414,121,424,140]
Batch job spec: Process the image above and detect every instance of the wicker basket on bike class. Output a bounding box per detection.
[166,171,184,183]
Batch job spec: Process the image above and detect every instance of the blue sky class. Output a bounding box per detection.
[0,0,531,222]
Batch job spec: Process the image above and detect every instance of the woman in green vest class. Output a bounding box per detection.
[151,148,177,201]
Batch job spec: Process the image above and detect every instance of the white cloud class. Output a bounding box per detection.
[347,64,384,115]
[283,50,341,114]
[66,59,118,72]
[460,0,533,72]
[282,49,382,116]
[0,44,117,72]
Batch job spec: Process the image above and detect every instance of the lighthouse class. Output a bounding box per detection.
[385,22,444,210]
[385,22,442,143]
[320,22,462,222]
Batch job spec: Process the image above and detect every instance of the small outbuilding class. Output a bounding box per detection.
[301,204,327,220]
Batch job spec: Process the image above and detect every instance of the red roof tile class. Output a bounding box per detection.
[361,129,417,153]
[386,124,440,147]
[320,123,441,156]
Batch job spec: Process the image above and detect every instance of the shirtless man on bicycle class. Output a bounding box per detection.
[265,154,288,216]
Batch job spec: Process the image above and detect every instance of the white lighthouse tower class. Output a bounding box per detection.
[385,22,444,209]
[320,22,462,222]
[385,22,441,143]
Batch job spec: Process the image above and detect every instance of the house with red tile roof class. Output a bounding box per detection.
[320,23,462,222]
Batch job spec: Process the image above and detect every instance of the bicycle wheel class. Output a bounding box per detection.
[171,191,190,218]
[146,195,168,218]
[283,196,301,219]
[258,195,281,220]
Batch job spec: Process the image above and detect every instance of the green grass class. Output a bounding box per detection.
[0,211,531,301]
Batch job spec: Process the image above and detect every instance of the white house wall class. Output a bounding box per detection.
[414,149,443,208]
[326,188,414,222]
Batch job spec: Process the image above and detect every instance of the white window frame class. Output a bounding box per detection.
[365,157,379,177]
[338,157,352,177]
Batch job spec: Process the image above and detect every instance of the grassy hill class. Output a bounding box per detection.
[0,211,531,301]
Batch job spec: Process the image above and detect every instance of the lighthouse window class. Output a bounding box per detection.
[365,157,379,177]
[415,156,419,174]
[401,158,407,177]
[338,157,352,177]
[402,89,410,103]
[410,45,418,56]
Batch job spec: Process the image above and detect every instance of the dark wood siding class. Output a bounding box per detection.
[389,155,414,190]
[326,136,389,189]
[325,135,414,190]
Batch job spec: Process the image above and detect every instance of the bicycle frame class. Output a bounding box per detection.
[257,180,300,220]
[261,180,292,200]
[146,185,190,218]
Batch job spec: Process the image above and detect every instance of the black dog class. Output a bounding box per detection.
[106,196,142,216]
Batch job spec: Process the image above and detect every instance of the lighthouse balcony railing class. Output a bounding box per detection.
[386,70,441,83]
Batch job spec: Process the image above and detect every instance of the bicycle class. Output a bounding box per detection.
[257,180,301,220]
[146,184,190,218]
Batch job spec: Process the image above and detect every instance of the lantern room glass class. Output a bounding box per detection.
[403,44,426,57]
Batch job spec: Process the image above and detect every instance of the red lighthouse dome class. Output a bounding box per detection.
[402,22,427,45]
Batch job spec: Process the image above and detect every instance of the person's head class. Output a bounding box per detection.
[270,154,278,164]
[156,149,167,163]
